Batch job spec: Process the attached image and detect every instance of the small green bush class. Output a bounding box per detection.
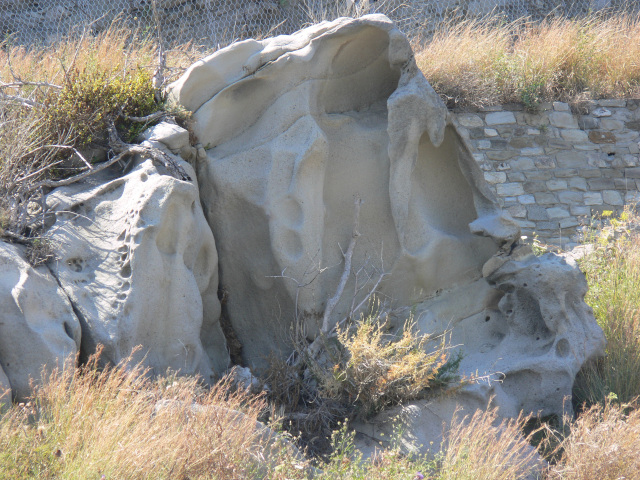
[42,67,160,148]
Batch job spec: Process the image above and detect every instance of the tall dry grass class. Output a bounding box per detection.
[547,401,640,480]
[416,13,640,108]
[0,350,306,479]
[574,214,640,407]
[438,408,542,480]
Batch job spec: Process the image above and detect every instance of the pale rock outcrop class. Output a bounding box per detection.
[0,242,81,400]
[169,14,604,451]
[45,152,229,381]
[169,14,518,367]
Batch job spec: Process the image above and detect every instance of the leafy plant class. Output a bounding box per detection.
[42,67,160,148]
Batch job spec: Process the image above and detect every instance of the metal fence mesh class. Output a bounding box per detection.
[0,0,638,49]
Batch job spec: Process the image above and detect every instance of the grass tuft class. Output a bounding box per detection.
[319,316,459,419]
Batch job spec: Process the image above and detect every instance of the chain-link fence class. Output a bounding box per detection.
[0,0,638,49]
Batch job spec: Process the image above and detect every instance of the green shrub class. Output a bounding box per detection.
[42,67,160,148]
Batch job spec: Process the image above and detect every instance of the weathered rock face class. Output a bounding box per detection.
[45,155,229,382]
[0,242,81,400]
[169,13,604,450]
[170,14,519,368]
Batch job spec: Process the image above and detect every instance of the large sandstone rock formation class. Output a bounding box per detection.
[169,14,519,367]
[0,242,81,400]
[168,13,605,448]
[45,153,229,382]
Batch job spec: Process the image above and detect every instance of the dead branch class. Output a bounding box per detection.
[0,93,42,108]
[14,159,66,184]
[26,148,134,192]
[321,196,361,333]
[122,111,166,123]
[0,81,61,90]
[151,0,167,103]
[107,120,191,181]
[26,143,191,193]
[0,229,31,245]
[20,144,91,169]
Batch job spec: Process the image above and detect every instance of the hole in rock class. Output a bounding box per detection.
[66,258,83,273]
[485,316,491,322]
[120,263,132,278]
[409,126,480,237]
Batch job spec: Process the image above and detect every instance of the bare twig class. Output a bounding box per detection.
[14,159,66,184]
[26,149,134,192]
[122,111,166,123]
[321,196,361,333]
[0,229,31,244]
[107,119,191,181]
[151,0,167,102]
[20,144,91,169]
[26,143,192,193]
[0,93,42,108]
[0,81,61,90]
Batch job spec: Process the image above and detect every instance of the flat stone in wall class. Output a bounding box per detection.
[454,99,640,247]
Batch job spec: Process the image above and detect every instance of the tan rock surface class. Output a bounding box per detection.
[170,15,519,368]
[0,242,81,400]
[45,156,229,381]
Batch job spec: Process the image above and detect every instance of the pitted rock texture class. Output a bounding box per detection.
[0,242,81,400]
[170,14,604,452]
[169,14,519,368]
[45,157,229,381]
[483,250,606,416]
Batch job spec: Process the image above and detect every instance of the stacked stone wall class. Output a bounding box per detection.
[454,99,640,247]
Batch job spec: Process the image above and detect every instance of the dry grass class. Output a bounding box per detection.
[0,349,306,479]
[438,408,542,480]
[319,316,457,419]
[0,23,208,92]
[416,13,640,108]
[574,210,640,407]
[547,401,640,480]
